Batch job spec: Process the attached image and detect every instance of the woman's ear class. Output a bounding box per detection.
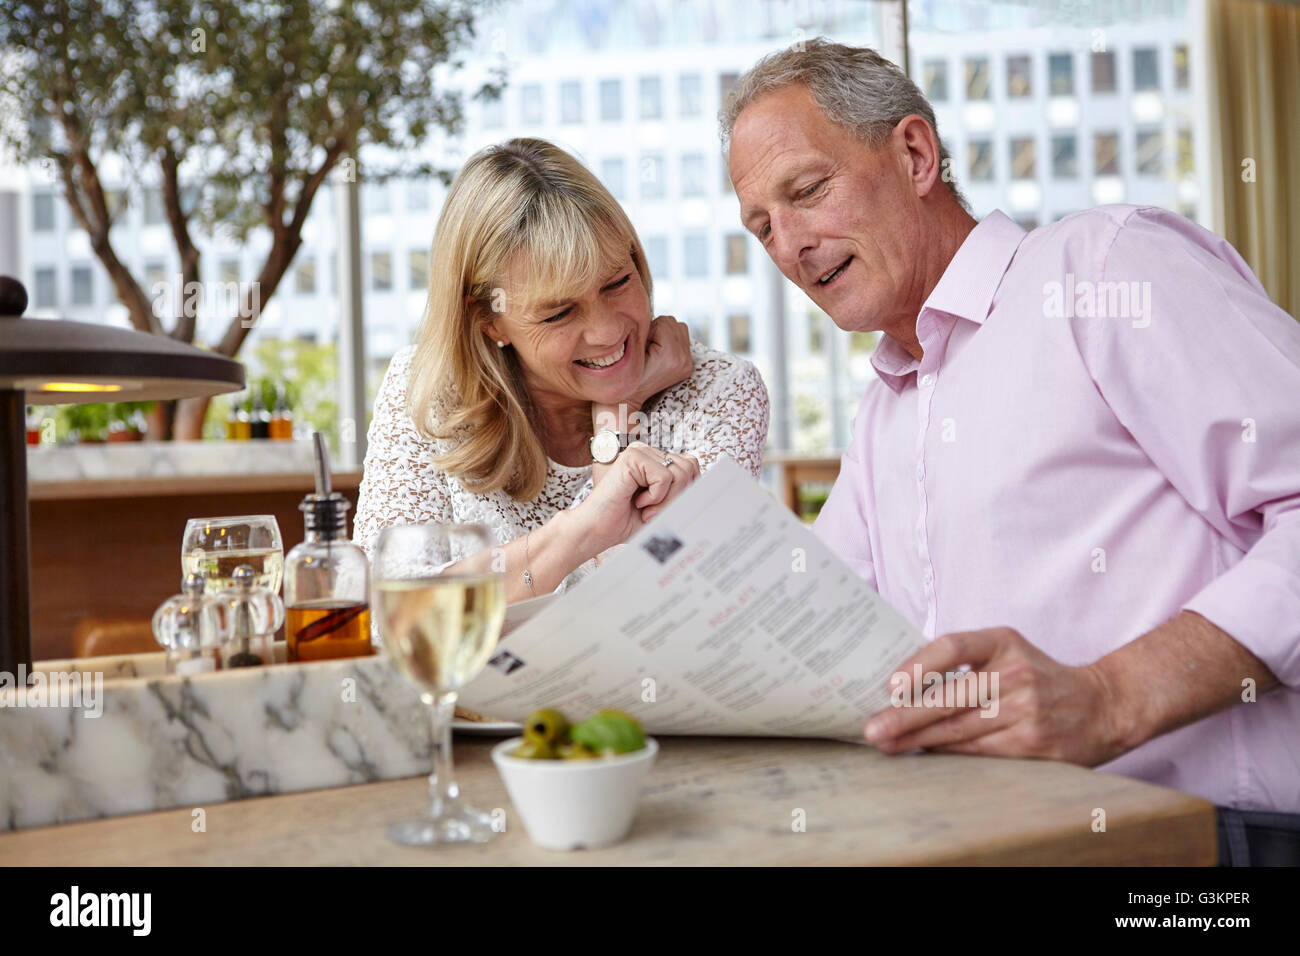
[467,294,509,349]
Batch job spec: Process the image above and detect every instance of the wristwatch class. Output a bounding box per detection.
[590,428,631,464]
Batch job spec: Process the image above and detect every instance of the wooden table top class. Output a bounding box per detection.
[0,736,1216,866]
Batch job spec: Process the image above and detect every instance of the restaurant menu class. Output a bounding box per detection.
[459,458,924,739]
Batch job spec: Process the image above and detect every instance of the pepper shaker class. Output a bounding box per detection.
[152,572,226,675]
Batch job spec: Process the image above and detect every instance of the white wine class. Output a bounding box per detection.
[374,573,505,692]
[183,548,284,595]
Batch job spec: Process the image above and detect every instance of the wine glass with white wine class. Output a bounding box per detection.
[372,522,506,845]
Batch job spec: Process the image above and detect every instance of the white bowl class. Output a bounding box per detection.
[490,736,658,851]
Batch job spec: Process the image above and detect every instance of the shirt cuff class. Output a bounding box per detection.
[1182,556,1300,688]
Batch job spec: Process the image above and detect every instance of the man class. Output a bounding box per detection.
[723,39,1300,865]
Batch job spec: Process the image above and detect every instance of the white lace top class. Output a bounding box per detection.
[353,340,770,591]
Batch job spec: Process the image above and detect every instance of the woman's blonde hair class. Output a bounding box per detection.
[407,138,652,500]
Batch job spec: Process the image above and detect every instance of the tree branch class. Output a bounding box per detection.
[160,145,200,344]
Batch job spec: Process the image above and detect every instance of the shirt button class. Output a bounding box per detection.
[915,465,925,482]
[920,373,935,388]
[923,569,933,586]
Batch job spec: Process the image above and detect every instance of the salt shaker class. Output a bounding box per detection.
[152,572,226,675]
[214,564,284,668]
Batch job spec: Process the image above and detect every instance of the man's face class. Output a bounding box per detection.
[729,84,927,333]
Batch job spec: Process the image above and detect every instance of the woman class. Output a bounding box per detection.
[353,138,770,602]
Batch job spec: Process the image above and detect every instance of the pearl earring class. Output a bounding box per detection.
[496,340,506,349]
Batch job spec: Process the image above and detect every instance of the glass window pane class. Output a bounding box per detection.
[70,264,93,305]
[1094,132,1120,176]
[1136,128,1163,175]
[220,258,240,284]
[687,314,710,347]
[680,153,706,198]
[1007,55,1032,98]
[639,153,665,200]
[643,235,668,277]
[295,257,316,294]
[1133,48,1159,91]
[1174,44,1190,90]
[728,312,751,353]
[482,94,504,129]
[1091,51,1116,94]
[406,180,429,211]
[678,74,702,117]
[600,157,626,201]
[367,184,391,214]
[968,139,994,181]
[34,267,57,309]
[32,192,55,231]
[683,233,707,277]
[1051,134,1077,178]
[638,75,662,120]
[409,249,428,290]
[1010,136,1035,180]
[143,187,165,225]
[1176,127,1194,178]
[521,83,544,124]
[560,81,582,123]
[923,59,948,101]
[371,251,392,291]
[1048,52,1073,95]
[599,79,622,121]
[725,233,747,274]
[965,57,990,100]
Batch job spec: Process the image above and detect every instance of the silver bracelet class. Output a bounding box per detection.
[522,530,536,597]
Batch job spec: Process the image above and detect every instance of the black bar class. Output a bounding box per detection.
[0,386,32,678]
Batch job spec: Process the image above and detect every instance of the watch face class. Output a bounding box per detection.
[590,429,620,463]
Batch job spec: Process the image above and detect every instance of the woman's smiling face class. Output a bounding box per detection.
[486,251,652,408]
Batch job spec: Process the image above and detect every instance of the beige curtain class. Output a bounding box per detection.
[1204,0,1300,319]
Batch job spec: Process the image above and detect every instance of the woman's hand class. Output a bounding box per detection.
[630,315,694,409]
[574,442,702,556]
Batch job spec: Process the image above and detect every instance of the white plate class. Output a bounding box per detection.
[452,720,522,736]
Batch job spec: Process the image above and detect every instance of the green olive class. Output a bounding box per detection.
[522,708,571,746]
[511,739,558,760]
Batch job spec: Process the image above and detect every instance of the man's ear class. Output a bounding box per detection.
[894,114,942,198]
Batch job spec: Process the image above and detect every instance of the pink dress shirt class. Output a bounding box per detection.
[814,205,1300,812]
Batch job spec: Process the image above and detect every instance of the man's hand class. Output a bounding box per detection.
[863,626,1129,767]
[630,314,694,408]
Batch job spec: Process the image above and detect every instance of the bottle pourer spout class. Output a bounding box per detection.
[313,431,332,497]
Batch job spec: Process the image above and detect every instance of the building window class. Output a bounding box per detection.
[922,59,948,101]
[520,83,544,125]
[683,232,707,277]
[560,80,582,123]
[367,183,391,214]
[688,315,710,347]
[639,153,665,201]
[638,76,662,120]
[70,264,93,306]
[144,260,166,290]
[295,257,316,295]
[481,94,505,129]
[409,249,429,290]
[1176,127,1194,178]
[680,153,706,198]
[1048,53,1073,96]
[1091,51,1116,94]
[643,235,668,277]
[965,57,990,100]
[599,79,622,121]
[143,188,165,225]
[1013,216,1040,232]
[1010,137,1036,180]
[32,192,55,232]
[601,157,626,200]
[1133,48,1159,92]
[725,234,748,274]
[1136,128,1163,176]
[968,139,994,181]
[406,180,429,211]
[34,267,57,309]
[220,258,240,284]
[1174,44,1190,90]
[1006,55,1032,98]
[808,311,824,353]
[1051,134,1077,178]
[719,71,739,106]
[371,251,392,291]
[728,313,751,353]
[1094,132,1120,176]
[678,73,702,117]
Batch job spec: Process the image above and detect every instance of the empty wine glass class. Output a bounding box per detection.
[372,522,506,845]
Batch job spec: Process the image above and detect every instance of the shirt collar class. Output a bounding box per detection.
[870,210,1027,392]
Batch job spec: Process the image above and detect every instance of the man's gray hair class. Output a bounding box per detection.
[720,37,969,211]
